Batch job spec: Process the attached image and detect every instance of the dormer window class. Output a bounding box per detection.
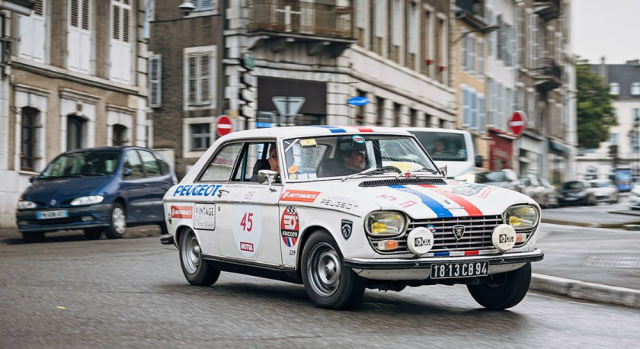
[632,82,640,96]
[609,83,620,95]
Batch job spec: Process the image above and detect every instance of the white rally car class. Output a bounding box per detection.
[162,126,543,310]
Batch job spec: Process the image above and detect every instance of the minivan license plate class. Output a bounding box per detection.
[36,210,69,220]
[430,262,488,279]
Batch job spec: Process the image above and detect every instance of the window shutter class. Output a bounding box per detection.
[461,32,467,71]
[477,40,483,78]
[468,36,475,74]
[68,0,91,73]
[471,91,478,129]
[149,56,162,107]
[200,53,211,103]
[188,55,197,104]
[462,87,470,127]
[113,4,120,40]
[479,96,485,134]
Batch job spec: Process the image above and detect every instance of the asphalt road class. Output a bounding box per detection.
[1,231,640,348]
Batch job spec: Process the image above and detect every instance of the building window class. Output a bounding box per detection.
[110,0,132,83]
[149,55,162,107]
[609,83,620,95]
[184,46,216,108]
[113,124,127,146]
[189,0,214,12]
[461,30,467,71]
[376,96,384,126]
[610,133,618,146]
[633,108,640,124]
[191,124,211,151]
[68,0,92,73]
[21,107,40,171]
[18,0,46,62]
[477,38,484,78]
[67,115,85,151]
[632,82,640,95]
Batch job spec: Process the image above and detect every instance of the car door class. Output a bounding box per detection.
[120,149,147,223]
[137,149,169,222]
[215,141,284,266]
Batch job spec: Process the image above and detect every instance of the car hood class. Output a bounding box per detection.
[22,177,112,206]
[285,178,534,219]
[432,160,472,179]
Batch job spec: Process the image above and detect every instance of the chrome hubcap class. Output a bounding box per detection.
[307,242,341,297]
[112,207,126,235]
[182,232,201,274]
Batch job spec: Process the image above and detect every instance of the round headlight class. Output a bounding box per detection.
[365,211,407,237]
[71,195,104,206]
[504,205,539,231]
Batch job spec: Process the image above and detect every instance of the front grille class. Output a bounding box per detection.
[26,216,85,226]
[359,178,446,187]
[368,215,533,255]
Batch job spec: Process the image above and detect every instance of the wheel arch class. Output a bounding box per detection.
[295,225,332,278]
[174,224,192,248]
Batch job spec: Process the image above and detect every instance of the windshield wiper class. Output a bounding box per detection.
[413,167,441,174]
[342,166,402,182]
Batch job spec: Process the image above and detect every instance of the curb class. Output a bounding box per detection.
[540,218,624,229]
[531,273,640,308]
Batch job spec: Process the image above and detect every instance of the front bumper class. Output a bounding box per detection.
[16,204,112,233]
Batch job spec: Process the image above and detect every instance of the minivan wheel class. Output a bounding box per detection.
[84,228,102,240]
[104,203,126,239]
[22,231,45,243]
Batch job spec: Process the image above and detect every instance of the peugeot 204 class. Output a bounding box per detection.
[161,126,543,310]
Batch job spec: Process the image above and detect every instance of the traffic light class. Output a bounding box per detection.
[609,144,618,157]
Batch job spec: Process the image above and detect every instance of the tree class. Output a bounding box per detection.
[576,58,616,149]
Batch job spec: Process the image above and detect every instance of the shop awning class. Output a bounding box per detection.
[548,139,571,155]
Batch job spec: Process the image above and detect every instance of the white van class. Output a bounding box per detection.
[404,127,482,179]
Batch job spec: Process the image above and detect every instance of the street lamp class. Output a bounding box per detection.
[451,25,499,46]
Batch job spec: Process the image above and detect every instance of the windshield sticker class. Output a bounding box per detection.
[194,204,215,230]
[352,135,365,143]
[300,139,317,147]
[341,219,353,240]
[419,184,483,217]
[172,184,222,197]
[280,190,321,203]
[232,205,262,257]
[280,206,299,247]
[170,205,193,219]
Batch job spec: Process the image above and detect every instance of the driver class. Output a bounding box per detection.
[332,139,367,176]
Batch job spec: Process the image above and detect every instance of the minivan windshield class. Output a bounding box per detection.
[409,131,468,161]
[40,150,122,178]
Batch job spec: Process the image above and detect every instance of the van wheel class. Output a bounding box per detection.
[467,263,532,310]
[301,230,365,309]
[179,228,220,286]
[84,228,102,240]
[22,231,45,243]
[104,203,126,239]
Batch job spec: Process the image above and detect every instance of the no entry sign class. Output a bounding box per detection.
[509,111,527,137]
[215,115,233,136]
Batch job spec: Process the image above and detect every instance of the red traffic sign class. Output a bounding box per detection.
[215,115,233,136]
[509,111,527,137]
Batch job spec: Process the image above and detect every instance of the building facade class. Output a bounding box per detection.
[0,0,150,228]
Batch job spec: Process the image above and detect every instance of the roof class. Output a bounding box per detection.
[219,125,412,141]
[590,63,640,100]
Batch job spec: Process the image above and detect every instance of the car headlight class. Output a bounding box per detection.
[17,199,36,209]
[71,195,104,206]
[504,205,539,231]
[365,211,406,237]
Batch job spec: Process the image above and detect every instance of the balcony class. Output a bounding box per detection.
[534,58,562,93]
[533,0,561,22]
[248,0,354,56]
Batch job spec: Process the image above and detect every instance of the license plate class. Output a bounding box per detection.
[36,210,69,220]
[430,261,489,279]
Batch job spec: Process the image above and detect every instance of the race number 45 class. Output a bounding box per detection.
[240,212,254,232]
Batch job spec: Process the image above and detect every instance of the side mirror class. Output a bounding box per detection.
[257,169,278,191]
[123,168,133,177]
[475,154,483,168]
[29,176,38,183]
[438,165,448,178]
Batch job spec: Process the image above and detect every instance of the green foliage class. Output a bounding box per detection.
[576,58,616,149]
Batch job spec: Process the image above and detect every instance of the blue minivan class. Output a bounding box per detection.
[16,146,177,242]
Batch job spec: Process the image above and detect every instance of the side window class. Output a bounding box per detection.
[200,143,242,182]
[138,150,162,178]
[123,150,145,179]
[153,153,171,175]
[233,143,273,182]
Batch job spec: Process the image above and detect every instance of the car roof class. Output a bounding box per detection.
[219,126,412,141]
[401,127,470,135]
[62,146,149,154]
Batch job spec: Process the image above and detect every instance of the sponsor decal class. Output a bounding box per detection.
[280,190,321,203]
[244,190,256,201]
[452,225,465,240]
[193,204,215,230]
[232,205,262,257]
[426,225,437,234]
[419,184,483,217]
[341,219,353,240]
[407,227,434,255]
[499,233,514,244]
[414,236,432,247]
[172,184,223,197]
[240,242,254,252]
[352,135,365,143]
[492,224,517,252]
[451,184,485,196]
[377,193,418,208]
[280,206,300,247]
[478,187,497,199]
[171,205,193,219]
[320,196,359,210]
[389,185,453,218]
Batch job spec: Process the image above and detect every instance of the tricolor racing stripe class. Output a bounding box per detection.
[310,125,375,133]
[389,185,453,218]
[418,184,483,217]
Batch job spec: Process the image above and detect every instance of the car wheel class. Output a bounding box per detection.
[301,230,365,310]
[104,203,126,239]
[21,231,45,243]
[179,228,220,286]
[467,262,532,310]
[84,228,102,240]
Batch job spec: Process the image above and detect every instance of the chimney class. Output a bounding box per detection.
[599,56,607,82]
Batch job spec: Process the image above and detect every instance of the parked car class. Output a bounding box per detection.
[588,179,619,204]
[629,182,640,209]
[16,146,177,243]
[519,175,545,205]
[538,178,559,208]
[472,169,521,192]
[162,126,543,310]
[557,180,597,207]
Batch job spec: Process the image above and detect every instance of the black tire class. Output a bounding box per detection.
[21,231,45,243]
[467,262,532,310]
[179,228,220,286]
[84,228,102,240]
[104,203,126,239]
[301,230,366,310]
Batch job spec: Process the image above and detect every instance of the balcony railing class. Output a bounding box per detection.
[534,58,562,92]
[248,0,354,39]
[533,0,561,22]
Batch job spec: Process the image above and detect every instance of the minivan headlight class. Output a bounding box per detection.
[17,199,36,209]
[365,211,407,237]
[71,195,104,206]
[504,205,539,231]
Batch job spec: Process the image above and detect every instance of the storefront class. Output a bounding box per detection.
[489,129,515,171]
[548,138,571,184]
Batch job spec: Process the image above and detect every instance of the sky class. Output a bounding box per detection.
[572,0,640,65]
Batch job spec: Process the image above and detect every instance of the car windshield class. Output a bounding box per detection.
[409,131,468,161]
[281,134,437,181]
[39,150,122,178]
[562,181,584,190]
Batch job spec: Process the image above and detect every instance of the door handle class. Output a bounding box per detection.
[217,189,229,198]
